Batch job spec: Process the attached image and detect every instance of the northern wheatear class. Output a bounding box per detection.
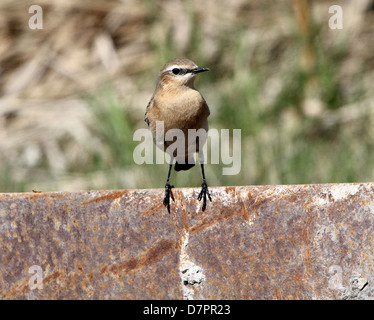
[144,57,212,213]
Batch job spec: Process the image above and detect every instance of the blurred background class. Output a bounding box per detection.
[0,0,373,193]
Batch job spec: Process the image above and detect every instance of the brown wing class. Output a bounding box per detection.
[144,94,155,126]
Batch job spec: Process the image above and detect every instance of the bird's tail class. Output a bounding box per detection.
[175,162,195,171]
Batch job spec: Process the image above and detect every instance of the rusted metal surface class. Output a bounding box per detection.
[1,183,374,300]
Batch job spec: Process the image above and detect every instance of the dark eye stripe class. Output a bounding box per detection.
[170,68,190,75]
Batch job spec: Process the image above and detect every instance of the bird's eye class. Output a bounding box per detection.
[172,68,180,75]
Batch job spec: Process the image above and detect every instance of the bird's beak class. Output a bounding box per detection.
[191,67,210,74]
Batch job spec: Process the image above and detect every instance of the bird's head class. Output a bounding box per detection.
[158,57,209,88]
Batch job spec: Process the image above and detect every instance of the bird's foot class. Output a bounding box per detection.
[198,181,212,212]
[163,182,175,214]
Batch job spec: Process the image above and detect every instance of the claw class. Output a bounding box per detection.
[198,181,212,211]
[163,183,175,214]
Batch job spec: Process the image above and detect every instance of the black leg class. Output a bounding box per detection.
[197,164,212,211]
[163,162,175,214]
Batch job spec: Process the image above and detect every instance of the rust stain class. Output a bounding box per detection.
[291,274,306,283]
[190,205,238,234]
[141,201,164,215]
[101,239,174,276]
[274,288,282,300]
[287,195,299,203]
[240,201,250,222]
[1,278,30,299]
[81,190,129,205]
[172,189,189,233]
[4,192,67,200]
[248,197,268,215]
[43,270,63,284]
[247,192,260,217]
[182,202,189,233]
[225,186,236,195]
[2,269,99,299]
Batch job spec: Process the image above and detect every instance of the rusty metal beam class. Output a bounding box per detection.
[1,183,374,300]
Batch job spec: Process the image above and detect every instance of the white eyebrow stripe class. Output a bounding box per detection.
[164,65,197,73]
[164,65,181,72]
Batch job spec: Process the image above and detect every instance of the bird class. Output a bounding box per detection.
[144,57,212,213]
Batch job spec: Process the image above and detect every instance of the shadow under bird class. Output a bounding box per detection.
[144,57,212,213]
